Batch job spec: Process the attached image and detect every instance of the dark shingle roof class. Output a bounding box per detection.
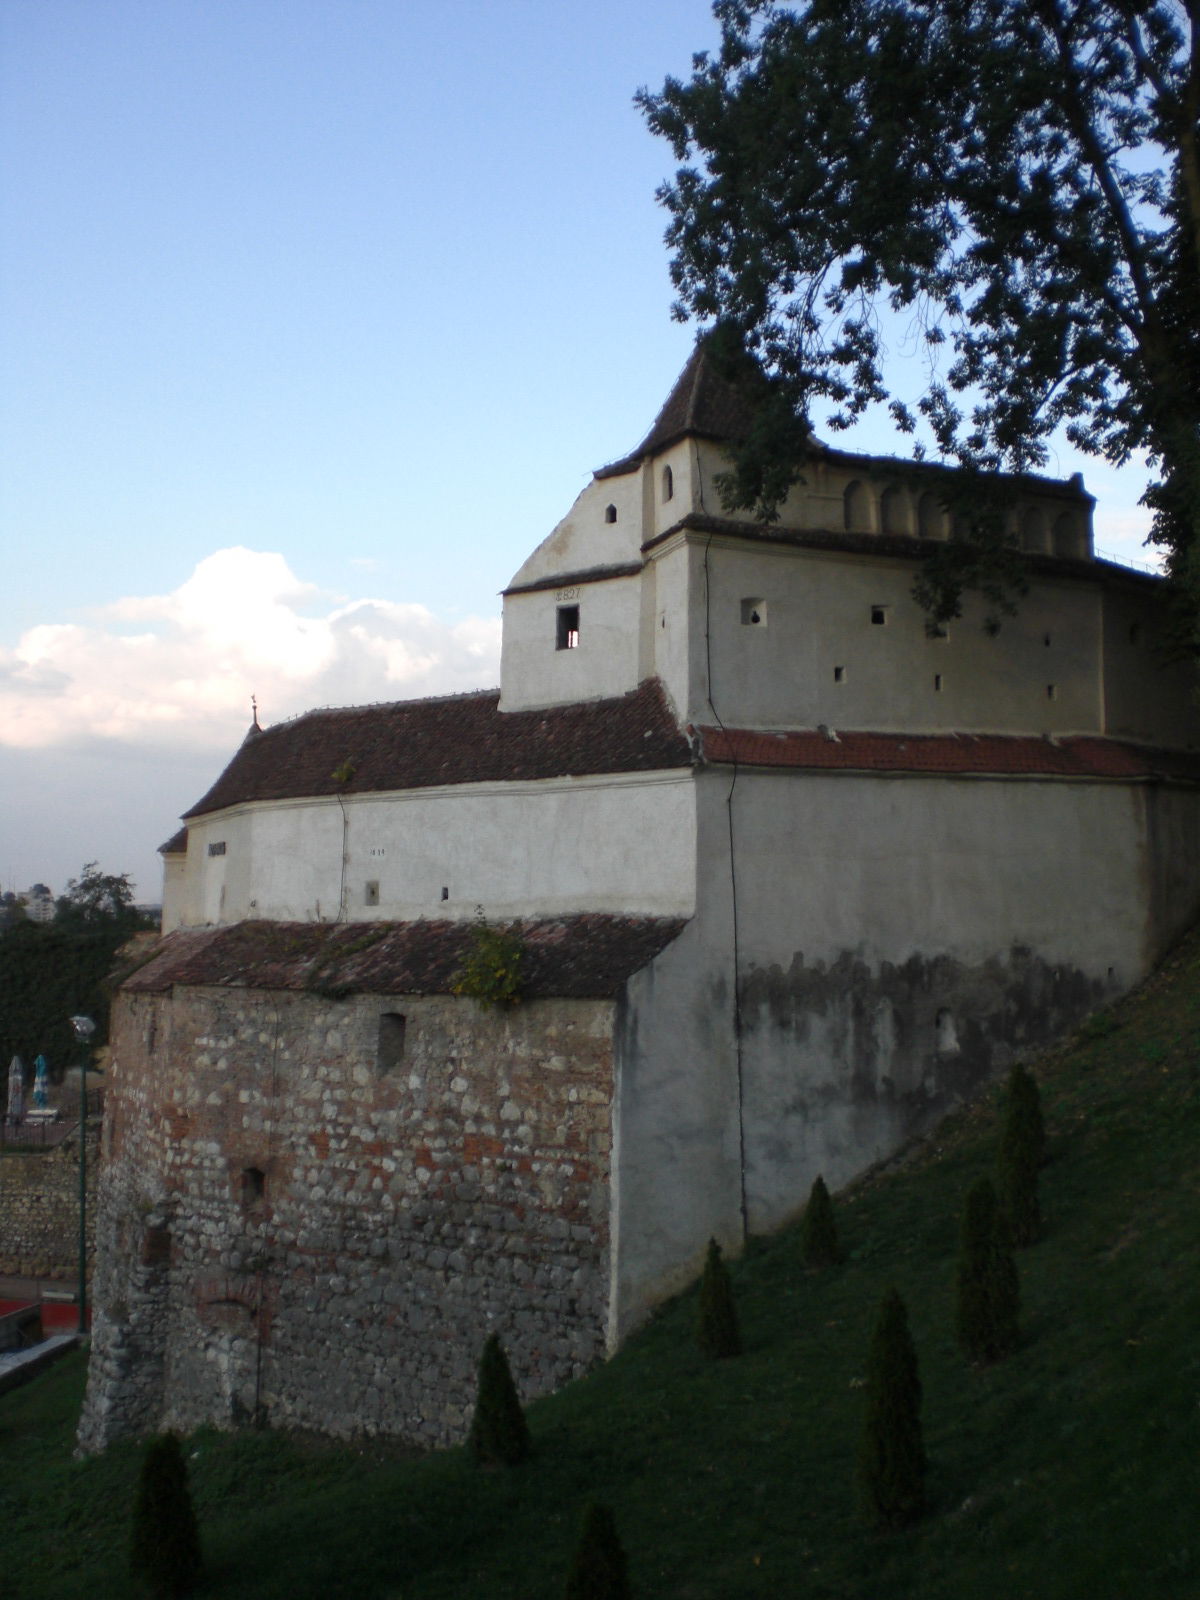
[182,678,691,820]
[121,914,688,1000]
[595,340,765,479]
[699,726,1200,779]
[159,827,189,856]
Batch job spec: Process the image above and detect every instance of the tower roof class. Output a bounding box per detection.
[595,337,767,479]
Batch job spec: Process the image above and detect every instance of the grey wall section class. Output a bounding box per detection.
[608,765,1200,1335]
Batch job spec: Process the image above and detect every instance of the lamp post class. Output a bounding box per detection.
[70,1014,96,1336]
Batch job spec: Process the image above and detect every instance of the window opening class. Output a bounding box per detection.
[556,604,580,650]
[740,598,766,626]
[934,673,943,692]
[1046,683,1058,700]
[1043,633,1052,647]
[241,1167,266,1208]
[441,886,449,901]
[662,464,674,501]
[378,1012,407,1074]
[833,665,846,683]
[870,605,888,626]
[207,841,226,857]
[364,880,380,906]
[604,503,617,523]
[935,1010,959,1054]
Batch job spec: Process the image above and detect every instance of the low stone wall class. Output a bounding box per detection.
[79,985,615,1452]
[0,1126,99,1280]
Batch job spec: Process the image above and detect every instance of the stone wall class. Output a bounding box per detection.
[78,985,615,1452]
[0,1125,99,1281]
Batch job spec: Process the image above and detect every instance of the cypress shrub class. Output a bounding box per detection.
[563,1503,632,1600]
[997,1062,1045,1245]
[858,1288,926,1529]
[798,1173,839,1267]
[468,1333,531,1465]
[956,1177,1020,1364]
[129,1433,202,1599]
[697,1237,741,1359]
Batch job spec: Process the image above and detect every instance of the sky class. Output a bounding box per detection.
[1,0,1163,902]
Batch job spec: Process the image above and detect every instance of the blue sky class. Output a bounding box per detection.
[0,0,1161,899]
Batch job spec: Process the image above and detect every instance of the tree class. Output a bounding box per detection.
[563,1504,633,1600]
[996,1063,1046,1245]
[468,1332,531,1466]
[798,1173,840,1268]
[640,1,1200,636]
[56,861,146,933]
[129,1433,203,1598]
[956,1177,1021,1364]
[697,1236,742,1358]
[858,1287,926,1528]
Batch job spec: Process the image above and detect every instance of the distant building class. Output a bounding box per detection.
[23,885,55,924]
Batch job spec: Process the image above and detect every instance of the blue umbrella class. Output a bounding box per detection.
[33,1054,48,1110]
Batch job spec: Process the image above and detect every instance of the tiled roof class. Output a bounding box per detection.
[698,726,1200,780]
[182,679,692,820]
[595,339,766,479]
[159,827,188,856]
[643,512,1101,575]
[121,914,688,1000]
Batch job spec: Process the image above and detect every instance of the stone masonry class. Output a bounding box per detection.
[0,1126,98,1281]
[78,984,615,1451]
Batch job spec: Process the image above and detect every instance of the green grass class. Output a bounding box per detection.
[5,928,1200,1598]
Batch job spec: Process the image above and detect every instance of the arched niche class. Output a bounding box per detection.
[917,491,945,540]
[879,484,907,535]
[1020,507,1049,554]
[843,479,872,533]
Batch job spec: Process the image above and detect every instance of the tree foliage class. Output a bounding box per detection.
[468,1333,532,1466]
[956,1177,1021,1363]
[563,1503,633,1600]
[799,1172,840,1268]
[697,1236,742,1358]
[997,1063,1046,1244]
[640,0,1200,633]
[55,861,146,933]
[858,1287,926,1528]
[452,910,525,1009]
[129,1433,203,1598]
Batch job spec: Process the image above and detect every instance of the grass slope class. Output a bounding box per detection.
[4,929,1200,1599]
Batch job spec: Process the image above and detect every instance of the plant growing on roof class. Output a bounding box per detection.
[452,908,525,1009]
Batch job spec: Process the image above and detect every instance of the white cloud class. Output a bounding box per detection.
[0,547,502,752]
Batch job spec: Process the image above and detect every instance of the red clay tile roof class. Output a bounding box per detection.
[698,726,1200,780]
[182,678,692,820]
[121,914,688,999]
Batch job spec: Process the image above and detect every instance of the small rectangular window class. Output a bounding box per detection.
[870,605,888,625]
[207,841,226,857]
[241,1167,266,1207]
[934,673,943,692]
[556,604,580,650]
[378,1012,407,1074]
[833,665,846,683]
[1046,683,1058,700]
[740,598,766,626]
[364,880,380,906]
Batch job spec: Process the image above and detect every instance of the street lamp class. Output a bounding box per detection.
[69,1014,96,1337]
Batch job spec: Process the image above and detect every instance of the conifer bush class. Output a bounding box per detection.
[468,1332,531,1466]
[956,1176,1021,1364]
[798,1173,839,1267]
[997,1062,1045,1245]
[858,1287,926,1529]
[563,1503,633,1600]
[129,1432,203,1599]
[697,1237,741,1359]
